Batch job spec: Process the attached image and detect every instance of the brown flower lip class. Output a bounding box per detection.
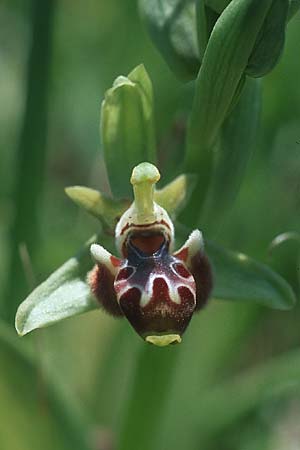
[115,234,197,340]
[89,228,213,345]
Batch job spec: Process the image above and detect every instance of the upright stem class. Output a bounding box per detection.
[117,344,179,450]
[3,0,56,323]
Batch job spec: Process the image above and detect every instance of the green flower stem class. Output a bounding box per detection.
[3,0,56,323]
[184,0,272,225]
[117,344,179,450]
[90,323,140,428]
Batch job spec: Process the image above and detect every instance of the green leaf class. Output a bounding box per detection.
[246,0,289,77]
[207,240,296,310]
[203,78,261,232]
[269,232,300,291]
[270,231,300,250]
[184,0,272,224]
[101,64,156,198]
[288,0,300,19]
[139,0,200,81]
[3,0,56,324]
[204,0,231,14]
[196,1,219,60]
[65,186,130,231]
[15,238,98,336]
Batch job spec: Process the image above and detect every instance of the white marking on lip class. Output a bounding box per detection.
[114,265,136,285]
[139,274,182,307]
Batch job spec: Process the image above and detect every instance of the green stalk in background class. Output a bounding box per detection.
[3,0,56,323]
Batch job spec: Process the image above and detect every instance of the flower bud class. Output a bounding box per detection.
[101,65,156,199]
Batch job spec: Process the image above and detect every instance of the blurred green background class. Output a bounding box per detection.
[1,1,300,449]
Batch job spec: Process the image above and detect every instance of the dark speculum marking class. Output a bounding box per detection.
[178,286,195,303]
[115,232,196,338]
[119,287,142,306]
[89,264,123,317]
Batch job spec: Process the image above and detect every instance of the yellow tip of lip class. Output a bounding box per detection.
[145,334,182,347]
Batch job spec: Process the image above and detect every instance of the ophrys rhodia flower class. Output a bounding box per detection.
[89,162,212,346]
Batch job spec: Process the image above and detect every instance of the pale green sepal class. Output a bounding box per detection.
[65,186,129,231]
[207,240,296,310]
[128,64,154,110]
[101,64,156,199]
[154,174,197,218]
[15,237,98,336]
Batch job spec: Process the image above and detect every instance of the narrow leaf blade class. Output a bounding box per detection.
[246,0,289,77]
[203,78,261,232]
[207,240,296,310]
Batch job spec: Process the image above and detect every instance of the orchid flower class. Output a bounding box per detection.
[88,162,212,346]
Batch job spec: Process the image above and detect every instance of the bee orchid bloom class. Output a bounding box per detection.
[89,163,212,346]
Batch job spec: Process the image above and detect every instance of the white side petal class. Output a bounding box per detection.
[90,244,120,275]
[174,229,204,265]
